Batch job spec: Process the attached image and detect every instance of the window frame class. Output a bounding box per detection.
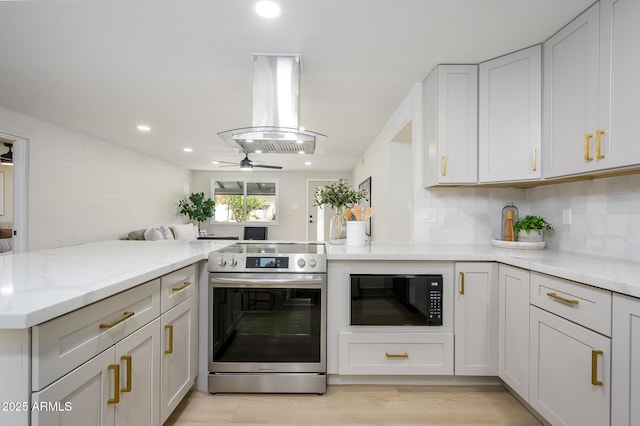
[210,178,280,225]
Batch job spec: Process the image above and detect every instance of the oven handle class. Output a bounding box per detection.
[210,276,323,288]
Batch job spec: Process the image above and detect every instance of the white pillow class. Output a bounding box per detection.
[159,225,174,240]
[172,223,195,240]
[143,227,164,241]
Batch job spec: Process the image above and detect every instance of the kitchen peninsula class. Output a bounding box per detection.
[1,240,639,425]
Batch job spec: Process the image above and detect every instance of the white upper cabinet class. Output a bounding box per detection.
[478,45,542,183]
[423,65,478,187]
[544,0,640,178]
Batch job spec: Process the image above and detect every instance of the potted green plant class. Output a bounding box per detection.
[514,215,554,242]
[178,192,215,235]
[314,179,367,244]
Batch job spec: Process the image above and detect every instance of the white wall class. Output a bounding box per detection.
[352,84,419,242]
[0,164,13,227]
[0,107,189,250]
[190,170,350,241]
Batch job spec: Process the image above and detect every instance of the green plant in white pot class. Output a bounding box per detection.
[178,192,215,235]
[314,179,367,244]
[514,215,554,242]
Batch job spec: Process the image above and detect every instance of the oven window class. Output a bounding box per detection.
[350,274,443,326]
[212,287,322,363]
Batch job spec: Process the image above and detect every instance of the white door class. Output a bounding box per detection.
[529,306,610,426]
[161,296,197,424]
[307,179,336,241]
[454,263,498,376]
[115,319,161,426]
[0,132,28,252]
[612,293,640,426]
[498,265,530,400]
[479,45,542,182]
[32,347,116,426]
[543,3,600,178]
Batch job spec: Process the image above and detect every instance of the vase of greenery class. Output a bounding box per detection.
[314,179,368,244]
[514,215,554,242]
[178,192,215,236]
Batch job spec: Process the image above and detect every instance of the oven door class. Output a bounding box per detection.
[208,273,326,374]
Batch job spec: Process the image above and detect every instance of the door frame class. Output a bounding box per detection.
[0,132,28,253]
[305,179,338,242]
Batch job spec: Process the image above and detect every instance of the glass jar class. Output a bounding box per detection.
[329,208,347,244]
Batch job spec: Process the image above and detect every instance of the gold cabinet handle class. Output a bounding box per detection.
[172,281,192,292]
[459,272,465,295]
[164,324,174,354]
[385,352,409,359]
[120,355,132,393]
[107,364,120,404]
[584,134,594,161]
[532,148,537,171]
[100,311,134,329]
[595,129,606,159]
[441,156,447,176]
[546,292,579,306]
[592,350,603,386]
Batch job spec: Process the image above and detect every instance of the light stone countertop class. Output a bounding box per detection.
[1,240,639,329]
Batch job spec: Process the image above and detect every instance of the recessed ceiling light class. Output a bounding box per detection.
[304,161,311,166]
[255,0,281,19]
[183,148,193,152]
[212,161,220,165]
[254,149,262,153]
[296,140,304,144]
[245,139,254,143]
[137,125,151,132]
[298,150,305,154]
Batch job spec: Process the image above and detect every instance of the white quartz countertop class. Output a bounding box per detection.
[326,242,640,299]
[1,240,639,329]
[0,240,235,329]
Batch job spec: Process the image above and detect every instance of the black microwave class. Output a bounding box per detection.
[350,274,443,326]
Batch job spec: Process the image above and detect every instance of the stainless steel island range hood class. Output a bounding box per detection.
[217,54,326,154]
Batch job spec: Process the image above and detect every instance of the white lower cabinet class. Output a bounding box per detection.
[454,263,498,375]
[529,306,611,426]
[497,265,530,400]
[32,319,160,426]
[160,295,197,424]
[612,293,640,426]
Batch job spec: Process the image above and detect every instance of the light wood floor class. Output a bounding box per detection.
[165,385,542,425]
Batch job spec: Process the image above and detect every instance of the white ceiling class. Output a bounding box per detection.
[0,0,593,172]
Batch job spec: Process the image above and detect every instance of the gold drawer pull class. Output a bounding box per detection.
[121,355,132,393]
[100,311,134,329]
[595,129,606,159]
[584,134,594,161]
[172,281,192,292]
[385,352,409,359]
[532,148,537,171]
[546,292,579,306]
[459,272,465,295]
[592,350,603,386]
[441,156,447,176]
[107,364,120,404]
[164,324,174,354]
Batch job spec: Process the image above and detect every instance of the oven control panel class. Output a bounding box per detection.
[209,254,326,273]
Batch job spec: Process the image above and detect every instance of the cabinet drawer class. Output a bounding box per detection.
[530,272,611,336]
[32,279,161,391]
[338,332,453,375]
[161,264,197,313]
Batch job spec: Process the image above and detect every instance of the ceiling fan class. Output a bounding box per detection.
[213,153,283,170]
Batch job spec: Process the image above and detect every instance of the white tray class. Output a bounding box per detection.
[491,238,545,250]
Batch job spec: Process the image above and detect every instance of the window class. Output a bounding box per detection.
[211,179,278,223]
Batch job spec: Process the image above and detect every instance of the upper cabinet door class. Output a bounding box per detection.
[478,45,542,183]
[598,0,640,170]
[543,4,600,178]
[423,65,478,187]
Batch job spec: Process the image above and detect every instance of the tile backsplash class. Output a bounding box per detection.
[522,174,640,262]
[414,174,640,262]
